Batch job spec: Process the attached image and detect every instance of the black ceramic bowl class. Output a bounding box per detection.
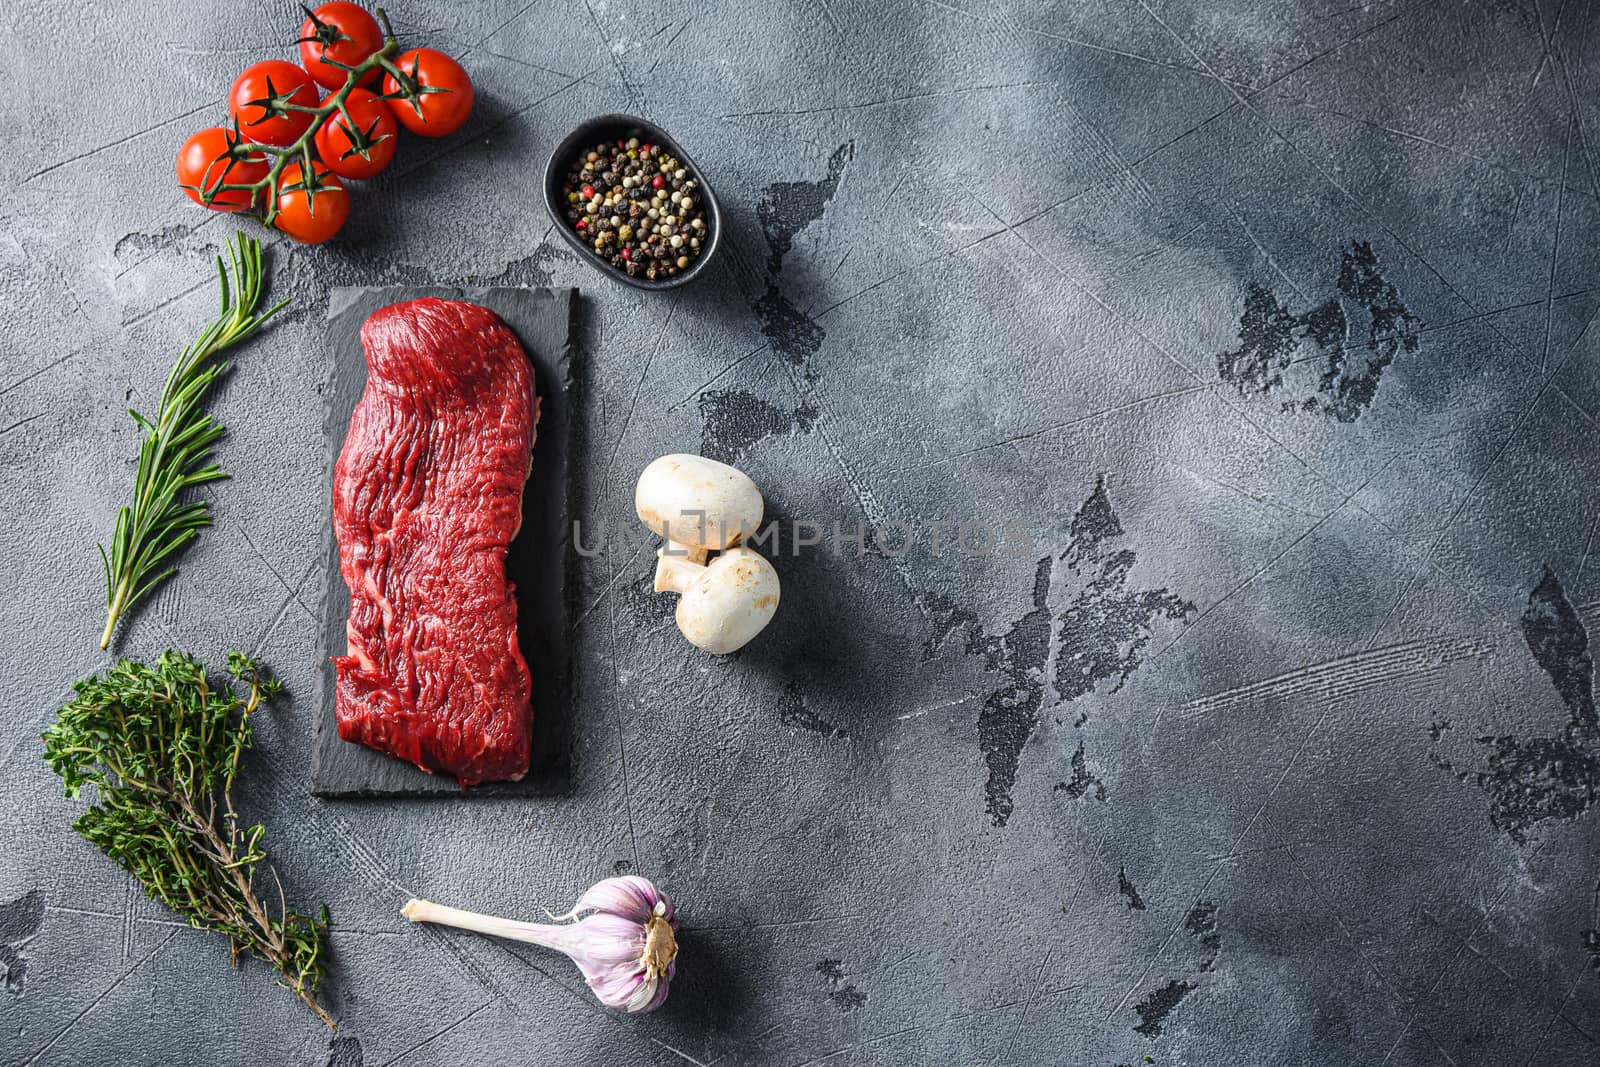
[543,114,723,291]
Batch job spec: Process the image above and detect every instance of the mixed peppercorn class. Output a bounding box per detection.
[562,137,708,282]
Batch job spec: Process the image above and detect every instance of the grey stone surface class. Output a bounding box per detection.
[2,0,1599,1064]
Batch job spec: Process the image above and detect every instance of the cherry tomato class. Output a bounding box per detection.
[382,49,473,137]
[298,2,384,90]
[313,89,398,180]
[176,128,269,212]
[229,60,322,147]
[272,162,349,244]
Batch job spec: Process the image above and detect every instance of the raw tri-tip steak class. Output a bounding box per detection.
[331,298,537,786]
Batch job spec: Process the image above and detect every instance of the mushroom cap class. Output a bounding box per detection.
[635,454,764,553]
[675,547,780,655]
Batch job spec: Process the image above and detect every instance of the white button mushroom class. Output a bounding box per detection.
[635,454,764,564]
[654,546,780,654]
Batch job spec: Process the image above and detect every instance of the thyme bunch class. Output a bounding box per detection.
[41,652,334,1027]
[97,232,289,649]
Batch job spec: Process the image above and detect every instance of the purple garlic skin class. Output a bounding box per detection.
[402,875,679,1013]
[548,876,679,1012]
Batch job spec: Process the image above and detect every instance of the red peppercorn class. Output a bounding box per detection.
[581,184,595,198]
[621,248,631,261]
[651,175,665,189]
[576,218,586,229]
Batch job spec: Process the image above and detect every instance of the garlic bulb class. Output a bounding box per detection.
[402,876,678,1013]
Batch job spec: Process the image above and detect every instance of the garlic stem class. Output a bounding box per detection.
[402,898,570,950]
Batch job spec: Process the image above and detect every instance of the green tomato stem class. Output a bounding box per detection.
[202,11,405,227]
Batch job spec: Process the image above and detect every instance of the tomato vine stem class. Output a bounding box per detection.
[198,8,427,227]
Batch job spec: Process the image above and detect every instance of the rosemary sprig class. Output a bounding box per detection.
[41,651,334,1027]
[97,232,289,650]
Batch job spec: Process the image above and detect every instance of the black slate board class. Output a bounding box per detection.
[312,286,575,798]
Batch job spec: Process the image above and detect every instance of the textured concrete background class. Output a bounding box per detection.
[3,0,1600,1063]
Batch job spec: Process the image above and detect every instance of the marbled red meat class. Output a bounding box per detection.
[331,298,536,786]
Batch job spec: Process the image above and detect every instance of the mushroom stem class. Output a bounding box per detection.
[654,550,706,594]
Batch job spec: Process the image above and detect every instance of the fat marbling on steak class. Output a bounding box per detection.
[332,298,536,786]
